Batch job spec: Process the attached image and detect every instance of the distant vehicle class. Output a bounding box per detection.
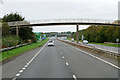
[71,38,74,42]
[48,41,54,46]
[63,38,67,40]
[83,40,88,44]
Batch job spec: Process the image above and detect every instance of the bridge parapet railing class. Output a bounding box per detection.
[28,19,115,24]
[7,19,117,26]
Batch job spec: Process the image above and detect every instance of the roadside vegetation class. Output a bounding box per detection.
[2,13,37,48]
[0,13,48,62]
[71,21,120,47]
[68,38,120,47]
[0,38,48,62]
[90,42,120,47]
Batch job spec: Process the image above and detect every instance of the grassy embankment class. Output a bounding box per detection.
[0,38,49,62]
[67,38,120,47]
[90,42,120,47]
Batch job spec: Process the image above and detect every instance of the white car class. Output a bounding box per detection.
[83,40,88,44]
[48,41,54,46]
[71,38,74,42]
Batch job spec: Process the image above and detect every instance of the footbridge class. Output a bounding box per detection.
[7,18,120,43]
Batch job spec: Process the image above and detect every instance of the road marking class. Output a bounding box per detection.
[64,43,120,70]
[22,68,26,70]
[15,74,20,77]
[25,65,28,67]
[66,63,69,66]
[19,70,23,73]
[72,75,77,80]
[62,56,65,59]
[13,41,48,80]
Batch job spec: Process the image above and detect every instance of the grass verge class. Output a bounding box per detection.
[68,38,120,47]
[0,38,49,62]
[90,42,120,47]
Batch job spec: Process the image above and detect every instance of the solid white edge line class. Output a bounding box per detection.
[14,41,48,79]
[72,75,77,80]
[64,43,120,70]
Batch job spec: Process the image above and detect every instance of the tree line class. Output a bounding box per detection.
[71,24,120,43]
[2,13,37,48]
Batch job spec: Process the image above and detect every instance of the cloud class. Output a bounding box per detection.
[1,0,119,32]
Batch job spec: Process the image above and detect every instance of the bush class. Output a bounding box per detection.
[2,36,21,48]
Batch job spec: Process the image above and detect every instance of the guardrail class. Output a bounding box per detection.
[58,39,120,60]
[0,43,31,52]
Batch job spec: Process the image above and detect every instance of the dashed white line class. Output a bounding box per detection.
[15,74,20,77]
[62,56,65,59]
[64,43,120,70]
[13,41,48,79]
[22,68,26,70]
[66,63,69,66]
[19,70,23,73]
[72,75,77,80]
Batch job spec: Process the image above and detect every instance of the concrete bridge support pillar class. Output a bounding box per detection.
[16,26,19,37]
[76,24,79,44]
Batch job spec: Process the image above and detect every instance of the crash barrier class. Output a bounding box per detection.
[58,39,120,60]
[0,43,31,52]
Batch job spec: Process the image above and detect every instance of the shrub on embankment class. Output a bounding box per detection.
[2,35,21,48]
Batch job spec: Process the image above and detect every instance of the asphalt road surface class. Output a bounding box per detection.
[15,40,119,79]
[65,39,119,54]
[2,39,119,80]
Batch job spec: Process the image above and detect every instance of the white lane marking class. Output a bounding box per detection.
[27,63,29,65]
[66,63,69,66]
[15,74,20,77]
[19,70,23,73]
[22,68,26,70]
[72,75,77,80]
[64,43,120,70]
[62,56,65,59]
[24,65,28,68]
[28,42,48,63]
[13,41,48,79]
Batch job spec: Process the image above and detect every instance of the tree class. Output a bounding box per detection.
[70,22,119,43]
[2,20,11,37]
[2,13,24,22]
[2,13,37,42]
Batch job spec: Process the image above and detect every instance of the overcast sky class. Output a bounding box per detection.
[0,0,120,32]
